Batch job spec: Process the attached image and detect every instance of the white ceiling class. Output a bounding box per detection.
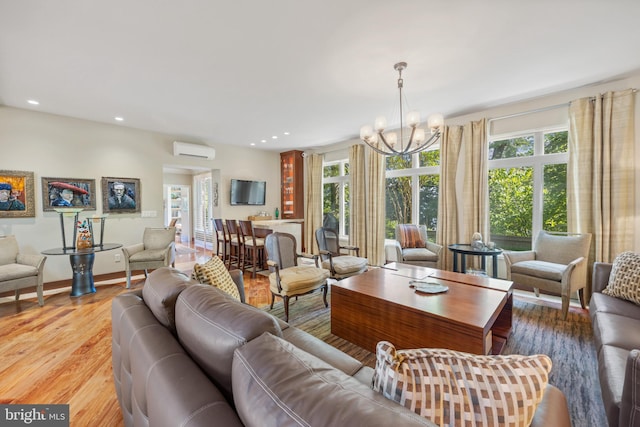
[1,1,640,152]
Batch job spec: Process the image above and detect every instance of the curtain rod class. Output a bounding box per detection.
[489,88,637,123]
[488,102,569,123]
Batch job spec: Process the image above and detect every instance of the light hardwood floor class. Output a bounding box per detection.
[0,243,271,426]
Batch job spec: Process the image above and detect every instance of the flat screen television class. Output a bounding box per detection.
[230,179,266,206]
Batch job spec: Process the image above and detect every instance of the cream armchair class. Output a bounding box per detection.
[122,227,176,288]
[0,235,47,306]
[385,224,443,268]
[503,230,591,320]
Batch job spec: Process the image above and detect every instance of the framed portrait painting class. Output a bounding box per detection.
[102,177,141,213]
[0,170,35,218]
[41,177,97,212]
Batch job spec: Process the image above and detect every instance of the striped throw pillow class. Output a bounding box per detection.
[372,341,551,427]
[398,225,425,249]
[192,257,241,301]
[603,252,640,305]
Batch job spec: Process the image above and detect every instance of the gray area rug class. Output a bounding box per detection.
[265,293,606,427]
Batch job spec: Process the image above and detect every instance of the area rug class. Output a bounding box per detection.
[264,293,606,427]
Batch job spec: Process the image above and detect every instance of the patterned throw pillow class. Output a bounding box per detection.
[603,252,640,305]
[398,225,425,249]
[372,341,552,427]
[191,257,241,301]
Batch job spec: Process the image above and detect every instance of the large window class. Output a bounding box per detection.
[488,130,568,250]
[385,148,440,240]
[323,160,349,236]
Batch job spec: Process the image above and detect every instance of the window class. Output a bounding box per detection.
[323,160,349,236]
[488,130,568,250]
[385,148,440,240]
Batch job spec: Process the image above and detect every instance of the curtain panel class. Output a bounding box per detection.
[436,125,463,271]
[349,145,367,254]
[568,89,636,301]
[304,153,324,255]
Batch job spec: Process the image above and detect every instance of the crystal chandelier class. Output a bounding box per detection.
[360,62,444,156]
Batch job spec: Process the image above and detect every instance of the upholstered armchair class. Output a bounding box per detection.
[264,232,330,322]
[503,230,592,320]
[385,224,443,268]
[122,227,176,288]
[0,235,47,306]
[315,227,368,280]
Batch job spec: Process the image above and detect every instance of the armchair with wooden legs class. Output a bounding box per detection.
[264,232,330,322]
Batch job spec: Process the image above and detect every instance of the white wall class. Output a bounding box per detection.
[0,106,280,281]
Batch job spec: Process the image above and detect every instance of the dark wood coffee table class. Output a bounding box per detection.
[331,262,513,355]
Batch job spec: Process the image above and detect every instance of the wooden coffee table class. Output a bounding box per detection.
[331,262,513,355]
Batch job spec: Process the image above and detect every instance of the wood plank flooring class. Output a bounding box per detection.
[0,244,271,426]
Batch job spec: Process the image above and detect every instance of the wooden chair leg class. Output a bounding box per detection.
[561,295,570,320]
[283,295,290,322]
[578,288,586,309]
[322,284,328,308]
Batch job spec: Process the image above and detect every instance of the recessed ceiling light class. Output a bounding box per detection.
[283,132,290,136]
[271,136,278,139]
[250,142,256,146]
[114,117,124,122]
[261,140,267,143]
[27,99,39,105]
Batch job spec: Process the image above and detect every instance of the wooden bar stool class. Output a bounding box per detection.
[239,220,266,278]
[225,219,243,270]
[212,218,228,264]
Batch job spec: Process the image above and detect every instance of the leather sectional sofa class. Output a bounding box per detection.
[590,262,640,427]
[111,267,570,427]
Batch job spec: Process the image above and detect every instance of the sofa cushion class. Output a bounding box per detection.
[592,312,640,351]
[598,344,629,427]
[232,332,434,427]
[142,267,195,333]
[0,263,38,281]
[372,341,551,427]
[590,292,640,322]
[175,284,283,402]
[603,252,640,305]
[0,235,18,265]
[191,256,241,301]
[402,247,438,262]
[511,260,565,282]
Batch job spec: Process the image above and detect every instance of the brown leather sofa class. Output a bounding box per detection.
[112,267,571,427]
[590,262,640,427]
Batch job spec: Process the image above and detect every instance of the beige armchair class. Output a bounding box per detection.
[122,227,176,288]
[503,230,591,320]
[315,227,368,280]
[265,232,330,322]
[385,224,443,268]
[0,235,47,306]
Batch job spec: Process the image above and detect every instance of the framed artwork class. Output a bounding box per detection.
[0,170,35,218]
[41,177,97,212]
[102,177,141,213]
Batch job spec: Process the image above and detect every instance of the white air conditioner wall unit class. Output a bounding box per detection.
[173,141,216,160]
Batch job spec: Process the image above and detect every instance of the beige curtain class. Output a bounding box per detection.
[349,145,366,252]
[365,149,386,266]
[436,125,463,270]
[461,119,489,269]
[568,89,636,300]
[304,153,324,254]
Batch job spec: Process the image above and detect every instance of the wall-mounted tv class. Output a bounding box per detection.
[230,179,266,206]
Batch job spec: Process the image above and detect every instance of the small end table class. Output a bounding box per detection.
[42,243,122,296]
[448,244,503,278]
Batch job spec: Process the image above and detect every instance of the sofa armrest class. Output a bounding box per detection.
[385,240,403,263]
[425,241,443,262]
[16,253,46,271]
[502,250,535,278]
[530,384,571,427]
[592,262,613,294]
[619,349,640,427]
[229,269,246,304]
[122,243,145,258]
